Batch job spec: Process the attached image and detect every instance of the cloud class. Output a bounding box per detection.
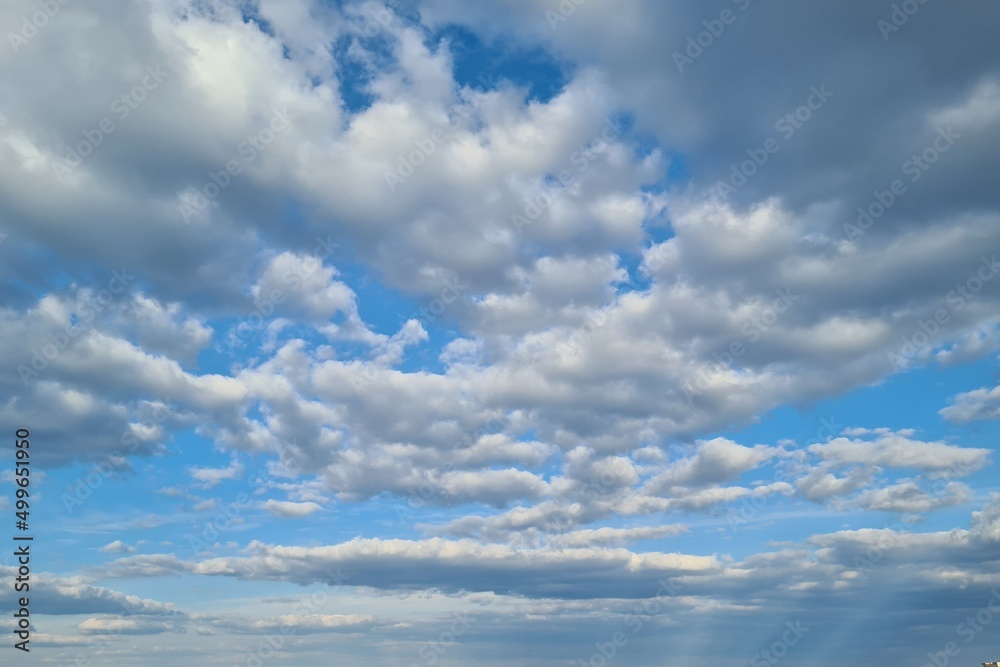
[100,540,136,554]
[0,567,180,616]
[796,467,874,503]
[241,614,377,634]
[99,554,187,579]
[187,537,720,600]
[78,617,175,635]
[851,480,972,513]
[940,382,1000,422]
[250,252,356,322]
[808,429,991,476]
[0,1,996,663]
[548,525,689,548]
[259,499,323,518]
[189,454,245,489]
[193,498,218,512]
[645,438,780,492]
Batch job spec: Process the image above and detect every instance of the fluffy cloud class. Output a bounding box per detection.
[259,499,323,518]
[100,540,136,554]
[0,1,997,664]
[940,382,1000,422]
[809,429,991,476]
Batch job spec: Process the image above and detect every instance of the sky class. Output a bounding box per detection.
[0,0,999,665]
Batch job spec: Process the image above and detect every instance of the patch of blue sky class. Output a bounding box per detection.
[429,24,571,104]
[331,31,396,116]
[239,5,276,39]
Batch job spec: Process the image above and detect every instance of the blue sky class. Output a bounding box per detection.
[1,0,999,665]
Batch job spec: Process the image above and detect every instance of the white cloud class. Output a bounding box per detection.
[808,430,991,476]
[100,540,136,554]
[259,499,323,518]
[189,454,245,488]
[940,382,1000,422]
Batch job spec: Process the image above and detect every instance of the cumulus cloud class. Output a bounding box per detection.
[241,614,377,633]
[645,438,780,492]
[808,429,991,476]
[940,382,1000,422]
[0,0,996,663]
[189,454,246,488]
[100,540,136,554]
[259,499,323,518]
[78,617,175,635]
